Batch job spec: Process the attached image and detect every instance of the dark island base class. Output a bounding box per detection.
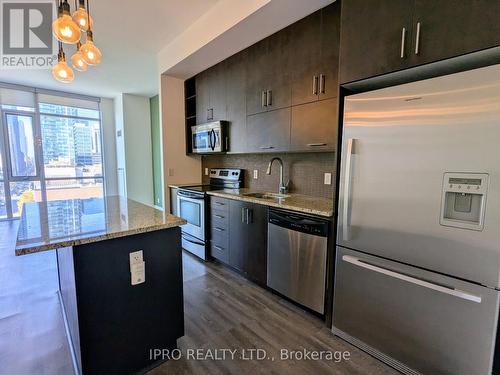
[56,227,184,375]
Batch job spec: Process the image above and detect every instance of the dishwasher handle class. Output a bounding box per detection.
[268,209,329,237]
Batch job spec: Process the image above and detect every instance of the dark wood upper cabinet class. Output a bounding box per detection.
[195,62,226,124]
[339,0,414,84]
[192,2,340,154]
[225,50,247,153]
[340,0,500,85]
[290,98,338,152]
[246,28,292,115]
[209,61,227,122]
[247,108,291,153]
[290,10,322,106]
[246,38,270,116]
[411,0,500,66]
[319,2,341,100]
[290,3,340,106]
[195,70,210,125]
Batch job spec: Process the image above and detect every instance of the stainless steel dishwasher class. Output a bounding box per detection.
[267,208,329,314]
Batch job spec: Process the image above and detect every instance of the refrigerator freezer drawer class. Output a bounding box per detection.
[332,247,499,375]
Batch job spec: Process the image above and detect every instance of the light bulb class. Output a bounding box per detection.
[71,50,88,72]
[52,2,81,44]
[72,6,93,31]
[52,61,74,83]
[80,32,101,65]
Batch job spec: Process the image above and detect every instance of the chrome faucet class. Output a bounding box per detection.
[266,157,289,194]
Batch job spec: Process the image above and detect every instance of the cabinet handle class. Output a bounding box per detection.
[312,75,319,95]
[319,74,325,94]
[214,214,225,219]
[261,90,267,107]
[246,208,253,224]
[214,202,225,206]
[241,207,245,223]
[214,245,224,251]
[214,227,224,232]
[307,143,327,147]
[266,90,272,106]
[400,27,406,59]
[259,146,275,150]
[415,22,421,55]
[207,108,210,121]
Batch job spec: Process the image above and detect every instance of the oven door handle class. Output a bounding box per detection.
[181,234,205,246]
[178,191,205,199]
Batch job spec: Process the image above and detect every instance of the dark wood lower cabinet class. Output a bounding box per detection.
[244,203,268,285]
[211,198,268,285]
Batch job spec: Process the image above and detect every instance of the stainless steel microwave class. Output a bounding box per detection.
[191,121,228,154]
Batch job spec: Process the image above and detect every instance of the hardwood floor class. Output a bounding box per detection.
[149,252,398,375]
[0,223,397,375]
[0,220,73,375]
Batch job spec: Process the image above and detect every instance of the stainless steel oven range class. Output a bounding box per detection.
[177,168,242,260]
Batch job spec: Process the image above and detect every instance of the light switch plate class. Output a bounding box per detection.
[324,173,332,185]
[168,168,174,177]
[205,168,209,175]
[253,170,258,179]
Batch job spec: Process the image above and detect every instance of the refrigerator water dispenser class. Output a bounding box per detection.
[440,173,489,231]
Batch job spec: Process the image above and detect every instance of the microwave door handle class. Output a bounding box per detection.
[210,129,216,151]
[342,255,482,303]
[343,138,354,241]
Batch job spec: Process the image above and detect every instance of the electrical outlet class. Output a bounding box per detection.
[130,251,145,285]
[253,170,258,179]
[168,168,174,177]
[205,168,209,175]
[324,173,332,185]
[129,250,143,265]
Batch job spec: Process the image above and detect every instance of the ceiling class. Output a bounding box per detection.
[0,0,220,98]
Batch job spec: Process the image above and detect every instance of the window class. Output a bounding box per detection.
[0,86,104,219]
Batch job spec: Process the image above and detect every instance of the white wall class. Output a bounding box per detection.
[100,97,118,196]
[114,93,154,206]
[160,75,201,212]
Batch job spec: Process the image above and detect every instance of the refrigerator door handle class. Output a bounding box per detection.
[342,255,482,303]
[343,138,354,241]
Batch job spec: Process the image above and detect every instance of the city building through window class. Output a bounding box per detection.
[0,85,104,219]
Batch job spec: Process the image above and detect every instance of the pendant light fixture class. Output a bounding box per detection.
[72,0,93,31]
[71,42,88,71]
[51,0,101,82]
[80,0,101,66]
[52,42,75,83]
[52,0,81,44]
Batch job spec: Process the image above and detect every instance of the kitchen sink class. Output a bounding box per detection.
[243,192,290,200]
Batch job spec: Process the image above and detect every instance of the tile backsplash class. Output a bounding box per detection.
[202,152,336,199]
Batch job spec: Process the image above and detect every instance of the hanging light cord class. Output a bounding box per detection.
[86,0,91,33]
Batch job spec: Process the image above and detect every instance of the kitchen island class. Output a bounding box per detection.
[15,196,186,375]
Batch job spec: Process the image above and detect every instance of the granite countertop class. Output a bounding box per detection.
[15,196,186,256]
[207,189,334,218]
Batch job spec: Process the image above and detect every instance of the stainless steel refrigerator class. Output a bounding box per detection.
[333,65,500,375]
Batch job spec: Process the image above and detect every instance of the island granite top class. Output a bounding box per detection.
[15,196,186,256]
